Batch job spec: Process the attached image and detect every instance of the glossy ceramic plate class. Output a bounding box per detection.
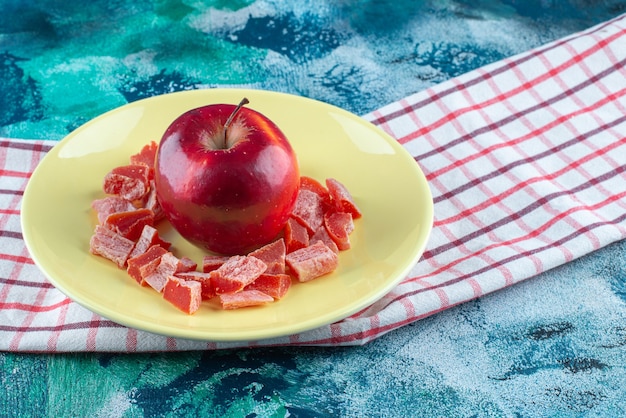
[21,89,433,342]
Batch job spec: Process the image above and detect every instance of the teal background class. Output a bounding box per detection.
[3,0,625,139]
[2,1,626,416]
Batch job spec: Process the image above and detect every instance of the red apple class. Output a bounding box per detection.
[154,98,300,255]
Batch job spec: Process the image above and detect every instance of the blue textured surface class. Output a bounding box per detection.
[2,0,623,139]
[2,1,626,416]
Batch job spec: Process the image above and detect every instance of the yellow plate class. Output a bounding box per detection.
[21,89,433,342]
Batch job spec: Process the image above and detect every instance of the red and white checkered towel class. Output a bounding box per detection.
[2,14,626,352]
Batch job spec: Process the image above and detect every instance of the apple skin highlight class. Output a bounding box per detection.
[155,103,300,255]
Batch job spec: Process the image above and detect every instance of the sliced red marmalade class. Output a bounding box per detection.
[90,144,362,314]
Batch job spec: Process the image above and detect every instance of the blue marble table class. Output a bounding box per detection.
[2,1,626,416]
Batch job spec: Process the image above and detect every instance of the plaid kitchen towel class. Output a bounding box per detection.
[2,14,626,351]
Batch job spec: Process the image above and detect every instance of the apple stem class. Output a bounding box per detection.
[223,97,250,148]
